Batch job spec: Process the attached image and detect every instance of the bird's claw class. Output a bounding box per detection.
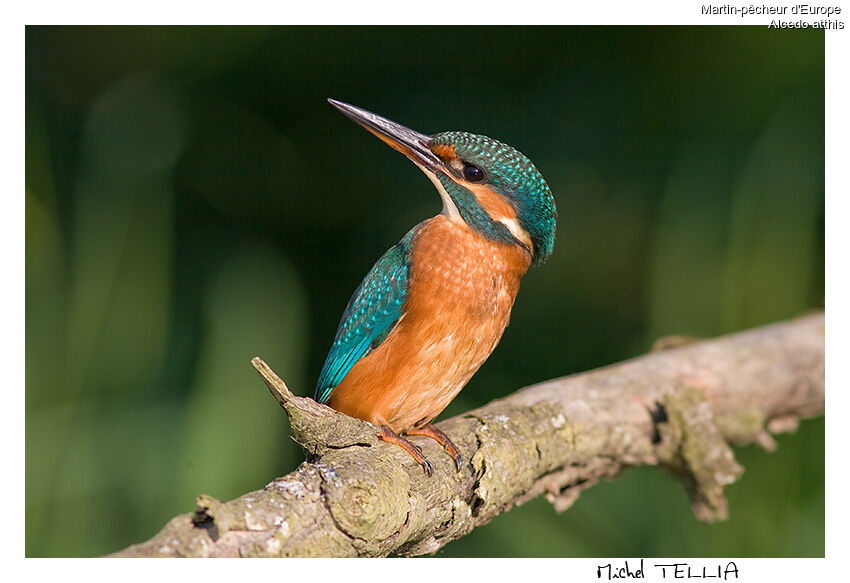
[420,458,434,477]
[404,423,464,473]
[452,452,464,471]
[379,424,436,477]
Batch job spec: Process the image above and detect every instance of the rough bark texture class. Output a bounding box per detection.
[111,312,824,557]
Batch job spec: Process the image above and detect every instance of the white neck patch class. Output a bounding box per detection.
[497,216,533,249]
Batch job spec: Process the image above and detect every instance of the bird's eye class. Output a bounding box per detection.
[463,164,485,182]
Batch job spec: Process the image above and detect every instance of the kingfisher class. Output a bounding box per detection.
[315,99,557,476]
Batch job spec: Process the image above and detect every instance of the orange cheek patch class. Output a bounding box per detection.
[466,183,517,222]
[431,144,457,161]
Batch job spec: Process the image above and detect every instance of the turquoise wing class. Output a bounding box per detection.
[314,240,411,404]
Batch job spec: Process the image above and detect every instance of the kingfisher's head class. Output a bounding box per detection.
[328,99,557,265]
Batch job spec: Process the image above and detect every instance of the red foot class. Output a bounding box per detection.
[379,425,434,476]
[406,423,464,471]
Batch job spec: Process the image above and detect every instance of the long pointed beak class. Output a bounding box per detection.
[328,99,444,174]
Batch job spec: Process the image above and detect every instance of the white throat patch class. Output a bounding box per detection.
[416,164,463,222]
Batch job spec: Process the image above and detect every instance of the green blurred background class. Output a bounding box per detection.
[25,26,824,557]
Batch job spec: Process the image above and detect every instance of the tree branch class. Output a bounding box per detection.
[111,312,824,557]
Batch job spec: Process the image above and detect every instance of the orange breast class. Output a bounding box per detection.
[328,215,531,433]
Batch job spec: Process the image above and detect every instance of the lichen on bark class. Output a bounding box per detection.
[654,385,744,521]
